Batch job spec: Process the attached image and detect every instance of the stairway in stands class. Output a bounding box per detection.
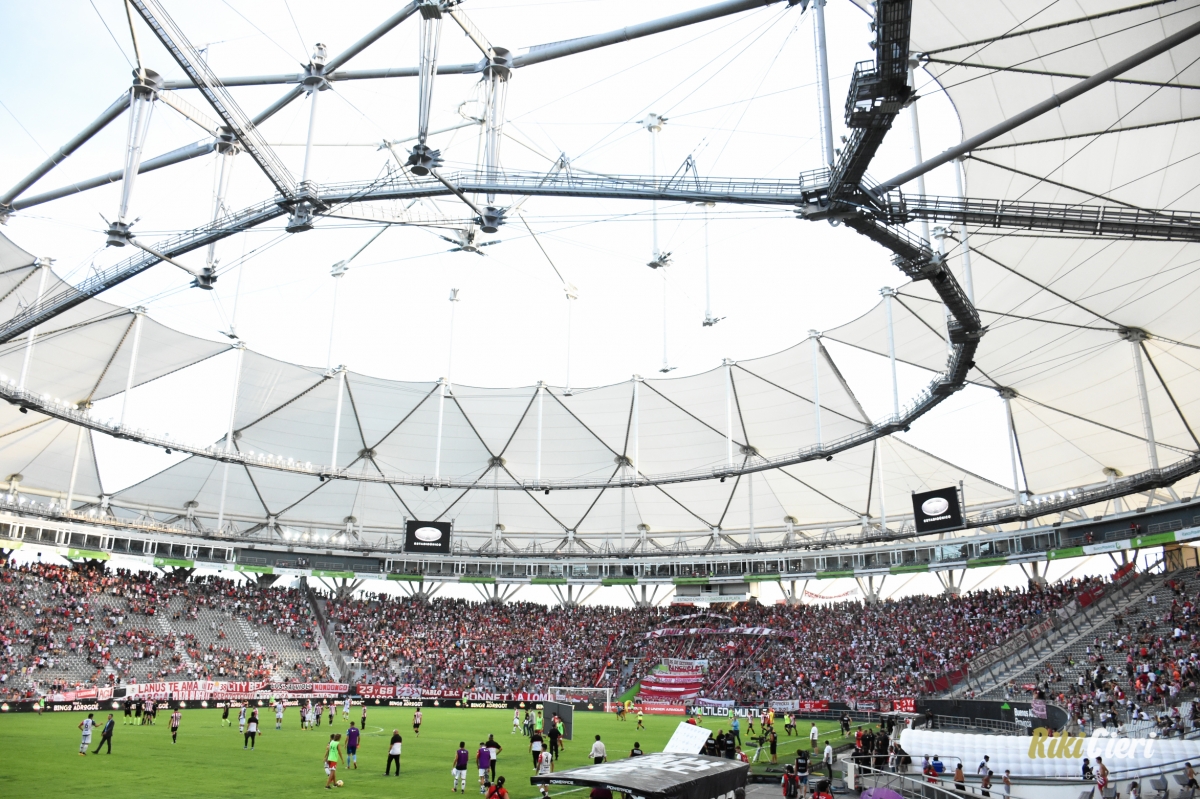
[301,581,345,681]
[155,615,195,672]
[961,564,1166,698]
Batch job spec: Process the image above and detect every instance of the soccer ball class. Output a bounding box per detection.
[335,780,344,788]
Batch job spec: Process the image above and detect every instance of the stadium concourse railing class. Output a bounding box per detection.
[846,760,1041,799]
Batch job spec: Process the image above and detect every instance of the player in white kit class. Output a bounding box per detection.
[275,699,285,730]
[537,748,554,797]
[512,709,521,734]
[238,703,247,734]
[343,696,351,720]
[78,714,95,755]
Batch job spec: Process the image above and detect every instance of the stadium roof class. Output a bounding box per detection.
[0,0,1197,555]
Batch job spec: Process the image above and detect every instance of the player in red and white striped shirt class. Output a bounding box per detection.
[170,710,182,744]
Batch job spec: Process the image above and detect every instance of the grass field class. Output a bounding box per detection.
[0,707,845,798]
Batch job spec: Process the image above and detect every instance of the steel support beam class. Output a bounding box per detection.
[513,0,786,68]
[128,0,297,199]
[0,93,131,210]
[10,141,217,212]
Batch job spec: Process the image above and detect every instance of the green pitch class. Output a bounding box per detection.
[0,708,844,798]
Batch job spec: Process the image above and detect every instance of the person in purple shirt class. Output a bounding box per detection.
[477,742,493,794]
[346,721,360,770]
[453,741,470,793]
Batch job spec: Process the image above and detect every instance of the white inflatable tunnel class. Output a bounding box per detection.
[899,729,1200,779]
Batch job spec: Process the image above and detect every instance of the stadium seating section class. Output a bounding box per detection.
[5,557,1200,738]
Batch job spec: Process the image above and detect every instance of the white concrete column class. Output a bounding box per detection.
[813,0,835,167]
[216,343,246,535]
[330,367,346,471]
[18,261,50,391]
[1125,331,1160,470]
[65,423,85,512]
[301,84,322,186]
[632,376,641,478]
[877,439,887,533]
[953,158,975,303]
[119,307,145,428]
[810,331,822,447]
[882,288,899,418]
[536,382,544,484]
[434,376,446,480]
[724,359,734,467]
[907,60,930,244]
[1000,388,1024,505]
[747,470,755,544]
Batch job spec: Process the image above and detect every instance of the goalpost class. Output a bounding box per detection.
[547,686,614,713]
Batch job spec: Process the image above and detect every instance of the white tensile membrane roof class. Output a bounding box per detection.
[0,229,1016,541]
[0,0,1197,552]
[842,0,1200,491]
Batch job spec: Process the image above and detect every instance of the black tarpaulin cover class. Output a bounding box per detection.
[531,753,748,799]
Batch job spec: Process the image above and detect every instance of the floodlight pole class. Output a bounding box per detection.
[952,158,975,304]
[1123,329,1160,470]
[906,60,930,244]
[17,261,50,390]
[118,307,146,427]
[65,423,85,513]
[215,342,245,535]
[881,288,899,418]
[809,331,822,447]
[813,0,834,167]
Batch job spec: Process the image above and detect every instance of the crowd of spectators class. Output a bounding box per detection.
[0,554,1148,707]
[0,560,326,700]
[324,576,1110,704]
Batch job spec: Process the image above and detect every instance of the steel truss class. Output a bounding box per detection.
[0,0,1197,547]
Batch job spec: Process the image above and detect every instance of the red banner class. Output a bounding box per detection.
[357,684,395,698]
[892,698,916,713]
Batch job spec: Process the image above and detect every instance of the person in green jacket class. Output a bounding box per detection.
[325,733,343,790]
